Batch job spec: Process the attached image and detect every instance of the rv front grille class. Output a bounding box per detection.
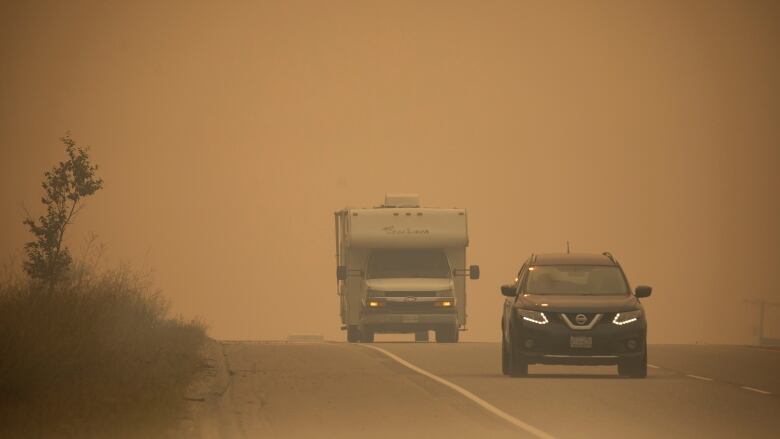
[383,291,438,298]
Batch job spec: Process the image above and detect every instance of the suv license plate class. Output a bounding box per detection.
[570,336,592,349]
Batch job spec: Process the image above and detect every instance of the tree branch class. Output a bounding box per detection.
[49,196,79,290]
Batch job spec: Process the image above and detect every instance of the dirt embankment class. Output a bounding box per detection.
[178,338,231,438]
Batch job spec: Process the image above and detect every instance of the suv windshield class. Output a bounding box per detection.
[526,265,629,295]
[366,249,451,279]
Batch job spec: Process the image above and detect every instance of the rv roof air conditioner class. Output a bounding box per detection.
[383,193,420,208]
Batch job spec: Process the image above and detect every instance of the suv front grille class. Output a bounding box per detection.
[544,312,616,329]
[562,312,599,326]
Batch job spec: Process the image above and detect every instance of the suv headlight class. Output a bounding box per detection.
[612,310,642,326]
[516,308,549,325]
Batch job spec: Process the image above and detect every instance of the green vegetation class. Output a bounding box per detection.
[23,134,103,290]
[0,135,206,437]
[0,266,206,437]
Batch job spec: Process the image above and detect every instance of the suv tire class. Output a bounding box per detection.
[509,340,529,377]
[618,347,647,378]
[414,331,429,342]
[501,336,510,375]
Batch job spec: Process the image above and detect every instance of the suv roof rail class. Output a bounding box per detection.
[602,252,617,263]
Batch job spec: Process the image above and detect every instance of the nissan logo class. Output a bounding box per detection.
[404,296,417,303]
[575,314,588,325]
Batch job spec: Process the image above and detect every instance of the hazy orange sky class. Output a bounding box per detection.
[2,0,778,342]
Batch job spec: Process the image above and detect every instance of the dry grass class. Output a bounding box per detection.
[0,264,206,438]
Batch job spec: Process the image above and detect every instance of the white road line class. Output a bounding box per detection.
[361,344,557,439]
[686,374,713,381]
[647,364,660,369]
[740,386,772,395]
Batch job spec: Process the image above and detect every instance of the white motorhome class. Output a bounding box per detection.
[335,194,479,343]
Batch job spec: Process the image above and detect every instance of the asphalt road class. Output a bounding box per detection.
[186,341,780,439]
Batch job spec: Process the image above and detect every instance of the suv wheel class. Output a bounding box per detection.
[618,347,647,378]
[435,326,459,343]
[501,335,510,375]
[360,330,375,343]
[346,325,361,343]
[509,340,528,377]
[414,331,429,342]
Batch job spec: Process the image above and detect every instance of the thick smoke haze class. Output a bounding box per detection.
[2,0,778,343]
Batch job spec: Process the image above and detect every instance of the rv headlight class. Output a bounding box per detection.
[366,299,385,308]
[612,310,642,326]
[516,309,548,325]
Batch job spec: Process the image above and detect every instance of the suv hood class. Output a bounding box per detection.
[516,293,640,313]
[365,278,453,292]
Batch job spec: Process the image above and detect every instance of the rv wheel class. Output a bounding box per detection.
[435,326,459,343]
[346,326,361,343]
[360,330,375,343]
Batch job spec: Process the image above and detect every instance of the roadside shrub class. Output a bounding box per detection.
[0,265,206,438]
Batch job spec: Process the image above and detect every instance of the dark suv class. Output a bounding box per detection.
[500,252,652,378]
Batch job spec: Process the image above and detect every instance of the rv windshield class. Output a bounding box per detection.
[366,249,451,279]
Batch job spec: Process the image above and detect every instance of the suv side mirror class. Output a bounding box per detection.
[501,284,516,297]
[336,266,347,281]
[469,265,480,280]
[635,285,652,298]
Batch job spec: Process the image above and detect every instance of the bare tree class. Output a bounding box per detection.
[23,134,103,289]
